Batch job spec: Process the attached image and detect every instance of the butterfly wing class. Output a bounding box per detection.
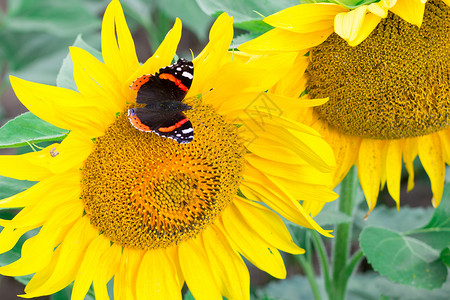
[128,58,195,144]
[128,108,194,144]
[132,58,194,105]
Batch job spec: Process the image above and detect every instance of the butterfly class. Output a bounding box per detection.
[128,58,194,144]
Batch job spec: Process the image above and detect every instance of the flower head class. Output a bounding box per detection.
[0,0,337,298]
[240,0,450,215]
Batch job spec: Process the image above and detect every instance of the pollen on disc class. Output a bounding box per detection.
[80,101,246,250]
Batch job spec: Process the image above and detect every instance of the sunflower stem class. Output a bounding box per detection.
[0,60,8,99]
[306,230,313,266]
[331,166,357,300]
[296,253,322,300]
[311,230,331,297]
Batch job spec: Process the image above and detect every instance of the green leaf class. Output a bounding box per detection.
[360,226,448,289]
[0,175,35,199]
[233,20,273,33]
[348,272,450,300]
[406,183,450,250]
[0,0,101,84]
[195,0,298,23]
[232,32,263,48]
[57,34,102,90]
[0,112,68,149]
[4,0,100,37]
[354,205,434,234]
[156,0,212,41]
[120,0,154,30]
[184,290,195,300]
[255,275,324,300]
[313,210,353,226]
[49,283,96,300]
[441,247,450,267]
[0,227,39,267]
[299,0,381,9]
[13,274,33,286]
[0,30,74,82]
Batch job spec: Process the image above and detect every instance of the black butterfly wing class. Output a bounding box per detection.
[135,58,194,105]
[129,107,194,144]
[158,58,194,91]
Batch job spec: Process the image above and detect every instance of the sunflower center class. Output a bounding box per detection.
[306,0,450,139]
[80,100,245,250]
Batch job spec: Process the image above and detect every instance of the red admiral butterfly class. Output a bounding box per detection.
[128,58,194,144]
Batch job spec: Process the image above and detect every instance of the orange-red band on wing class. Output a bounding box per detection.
[129,114,151,131]
[130,75,152,91]
[159,73,188,92]
[158,118,189,132]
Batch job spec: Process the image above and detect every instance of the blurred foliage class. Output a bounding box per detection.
[0,0,449,299]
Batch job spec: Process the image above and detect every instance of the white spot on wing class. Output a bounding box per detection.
[182,71,193,80]
[182,128,194,134]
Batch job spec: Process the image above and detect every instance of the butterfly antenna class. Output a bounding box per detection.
[188,107,208,129]
[197,118,208,129]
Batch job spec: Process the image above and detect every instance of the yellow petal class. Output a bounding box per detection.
[10,76,110,138]
[0,144,56,181]
[324,125,361,187]
[438,129,450,163]
[201,52,297,108]
[385,139,403,209]
[70,47,124,109]
[101,0,139,83]
[136,248,182,300]
[0,132,90,181]
[348,13,382,46]
[0,169,80,209]
[23,246,61,298]
[46,131,93,174]
[179,237,222,300]
[202,225,250,300]
[0,188,82,233]
[244,139,304,165]
[241,166,333,237]
[216,92,328,119]
[232,197,305,255]
[246,154,307,182]
[0,227,32,255]
[230,110,321,138]
[71,235,112,300]
[390,0,425,27]
[334,6,368,43]
[93,244,122,300]
[402,137,418,191]
[220,210,286,279]
[268,175,337,209]
[238,27,334,53]
[192,13,233,95]
[357,139,384,216]
[418,133,445,207]
[129,18,182,84]
[240,126,335,173]
[367,0,395,17]
[264,3,347,33]
[113,248,143,300]
[0,203,83,276]
[269,54,311,99]
[24,217,98,297]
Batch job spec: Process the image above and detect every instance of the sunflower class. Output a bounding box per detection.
[0,0,337,299]
[239,0,450,216]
